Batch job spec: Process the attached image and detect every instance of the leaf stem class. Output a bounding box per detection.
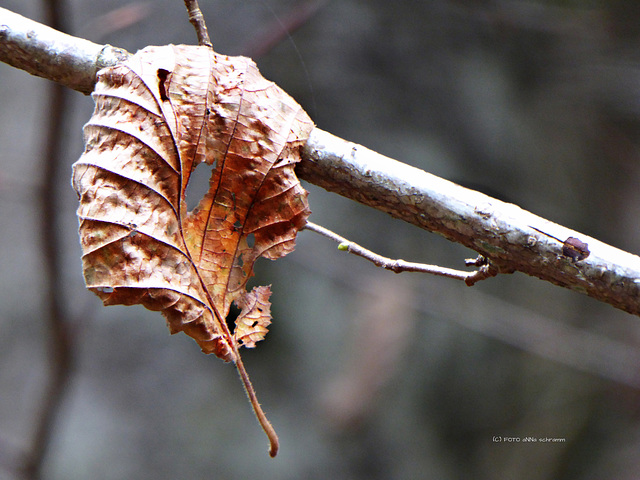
[233,354,280,457]
[208,301,279,456]
[303,221,497,285]
[183,0,213,47]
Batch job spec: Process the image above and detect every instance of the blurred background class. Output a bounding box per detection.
[3,0,640,478]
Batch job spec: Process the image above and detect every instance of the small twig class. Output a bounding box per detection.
[303,221,497,285]
[183,0,212,47]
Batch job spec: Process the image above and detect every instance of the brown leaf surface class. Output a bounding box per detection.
[234,285,272,349]
[72,44,313,361]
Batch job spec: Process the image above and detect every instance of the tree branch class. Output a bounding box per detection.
[2,7,640,316]
[300,128,640,315]
[183,0,212,48]
[0,8,130,94]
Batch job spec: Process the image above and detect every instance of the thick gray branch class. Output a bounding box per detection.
[2,6,640,316]
[300,129,640,315]
[0,8,129,94]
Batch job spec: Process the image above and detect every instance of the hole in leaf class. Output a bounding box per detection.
[226,302,242,332]
[247,233,255,248]
[157,68,170,101]
[184,160,217,211]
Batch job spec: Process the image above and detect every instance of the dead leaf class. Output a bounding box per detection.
[72,44,313,361]
[234,285,272,349]
[73,44,313,455]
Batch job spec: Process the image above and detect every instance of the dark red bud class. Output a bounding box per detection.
[562,237,590,261]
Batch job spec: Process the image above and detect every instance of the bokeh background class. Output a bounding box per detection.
[3,0,640,479]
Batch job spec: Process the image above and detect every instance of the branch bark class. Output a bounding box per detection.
[0,8,129,94]
[300,129,640,316]
[2,6,640,316]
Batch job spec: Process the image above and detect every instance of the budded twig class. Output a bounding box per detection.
[303,221,498,285]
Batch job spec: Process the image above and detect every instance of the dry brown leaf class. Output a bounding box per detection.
[72,44,314,456]
[234,285,272,349]
[72,44,313,361]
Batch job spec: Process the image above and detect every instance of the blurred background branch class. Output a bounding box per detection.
[19,0,74,477]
